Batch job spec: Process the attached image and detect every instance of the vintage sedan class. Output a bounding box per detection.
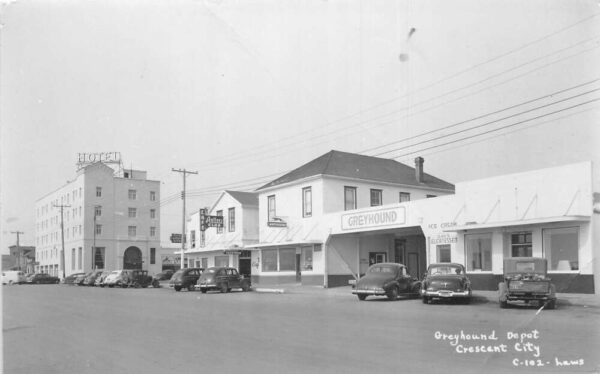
[498,257,556,309]
[421,263,472,304]
[196,267,251,293]
[27,273,60,284]
[104,270,132,288]
[352,263,421,301]
[63,272,86,285]
[169,268,204,291]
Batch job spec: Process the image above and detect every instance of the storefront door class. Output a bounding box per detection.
[295,253,301,282]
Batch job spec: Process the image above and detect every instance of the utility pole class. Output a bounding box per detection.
[172,168,198,269]
[10,230,24,271]
[53,203,71,278]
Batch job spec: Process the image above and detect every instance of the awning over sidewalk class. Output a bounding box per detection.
[245,240,322,249]
[443,215,590,232]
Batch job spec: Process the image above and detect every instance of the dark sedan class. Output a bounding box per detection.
[421,263,472,304]
[196,267,251,293]
[63,273,85,285]
[153,269,174,281]
[352,263,421,301]
[169,268,204,291]
[27,273,60,284]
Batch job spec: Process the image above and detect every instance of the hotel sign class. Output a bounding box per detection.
[341,207,406,231]
[77,152,122,166]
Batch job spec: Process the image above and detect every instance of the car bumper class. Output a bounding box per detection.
[422,289,471,298]
[196,283,217,290]
[352,288,386,296]
[506,293,554,301]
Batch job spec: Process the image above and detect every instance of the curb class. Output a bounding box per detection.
[253,287,285,294]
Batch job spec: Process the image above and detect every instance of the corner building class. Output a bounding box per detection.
[249,150,455,287]
[35,162,161,278]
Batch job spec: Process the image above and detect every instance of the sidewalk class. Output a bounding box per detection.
[253,284,600,307]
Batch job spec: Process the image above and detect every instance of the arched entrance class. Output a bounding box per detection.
[123,246,143,269]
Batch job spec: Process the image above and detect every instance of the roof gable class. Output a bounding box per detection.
[257,150,454,191]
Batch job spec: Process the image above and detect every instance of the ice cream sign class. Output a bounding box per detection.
[341,207,406,231]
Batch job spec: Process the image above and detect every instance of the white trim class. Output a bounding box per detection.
[443,216,590,232]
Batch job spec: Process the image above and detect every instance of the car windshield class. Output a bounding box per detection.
[204,268,217,274]
[368,265,397,274]
[429,265,463,276]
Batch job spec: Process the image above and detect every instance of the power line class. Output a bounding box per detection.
[176,15,600,171]
[387,98,600,160]
[185,38,600,173]
[372,87,600,158]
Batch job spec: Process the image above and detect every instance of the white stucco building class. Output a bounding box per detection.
[184,190,259,275]
[35,162,161,278]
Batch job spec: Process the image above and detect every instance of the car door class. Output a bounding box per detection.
[396,266,410,292]
[227,268,241,289]
[216,268,227,286]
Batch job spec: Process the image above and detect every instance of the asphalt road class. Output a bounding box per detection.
[3,284,600,374]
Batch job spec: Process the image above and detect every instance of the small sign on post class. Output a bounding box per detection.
[170,233,185,243]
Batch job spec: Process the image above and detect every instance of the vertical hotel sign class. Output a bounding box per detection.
[341,206,406,231]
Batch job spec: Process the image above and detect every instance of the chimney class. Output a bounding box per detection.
[415,157,424,183]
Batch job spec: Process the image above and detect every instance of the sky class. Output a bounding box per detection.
[1,0,599,254]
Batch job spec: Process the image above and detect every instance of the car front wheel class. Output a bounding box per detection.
[174,286,181,292]
[187,284,194,292]
[357,294,367,301]
[241,282,250,292]
[220,283,228,293]
[422,296,429,304]
[387,286,399,301]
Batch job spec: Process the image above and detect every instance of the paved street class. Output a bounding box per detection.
[3,284,600,374]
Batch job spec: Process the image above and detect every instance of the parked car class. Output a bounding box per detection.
[74,272,89,286]
[104,270,132,288]
[196,267,251,293]
[82,270,104,286]
[498,257,556,309]
[153,269,174,281]
[94,271,112,287]
[2,270,26,285]
[169,268,204,291]
[421,263,472,304]
[128,270,160,288]
[63,273,86,285]
[352,262,421,301]
[27,273,60,284]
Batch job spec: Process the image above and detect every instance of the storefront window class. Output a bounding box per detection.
[262,249,277,272]
[215,255,229,267]
[279,248,296,271]
[511,232,532,257]
[437,245,451,263]
[543,227,579,271]
[301,246,313,271]
[465,233,492,271]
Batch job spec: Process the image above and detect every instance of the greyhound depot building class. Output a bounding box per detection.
[238,151,598,294]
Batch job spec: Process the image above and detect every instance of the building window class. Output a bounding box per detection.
[279,248,296,271]
[128,208,137,218]
[268,195,276,221]
[426,194,437,198]
[215,256,229,267]
[150,191,156,201]
[128,189,137,200]
[201,258,208,269]
[262,249,278,272]
[128,226,137,237]
[78,247,82,270]
[95,224,102,235]
[437,245,451,262]
[344,186,357,211]
[370,189,383,206]
[216,210,223,234]
[228,208,235,232]
[96,187,102,197]
[543,227,579,271]
[150,209,156,219]
[465,233,492,271]
[302,187,312,217]
[301,246,313,271]
[399,192,411,202]
[150,227,156,237]
[190,230,196,248]
[510,232,532,257]
[150,248,156,265]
